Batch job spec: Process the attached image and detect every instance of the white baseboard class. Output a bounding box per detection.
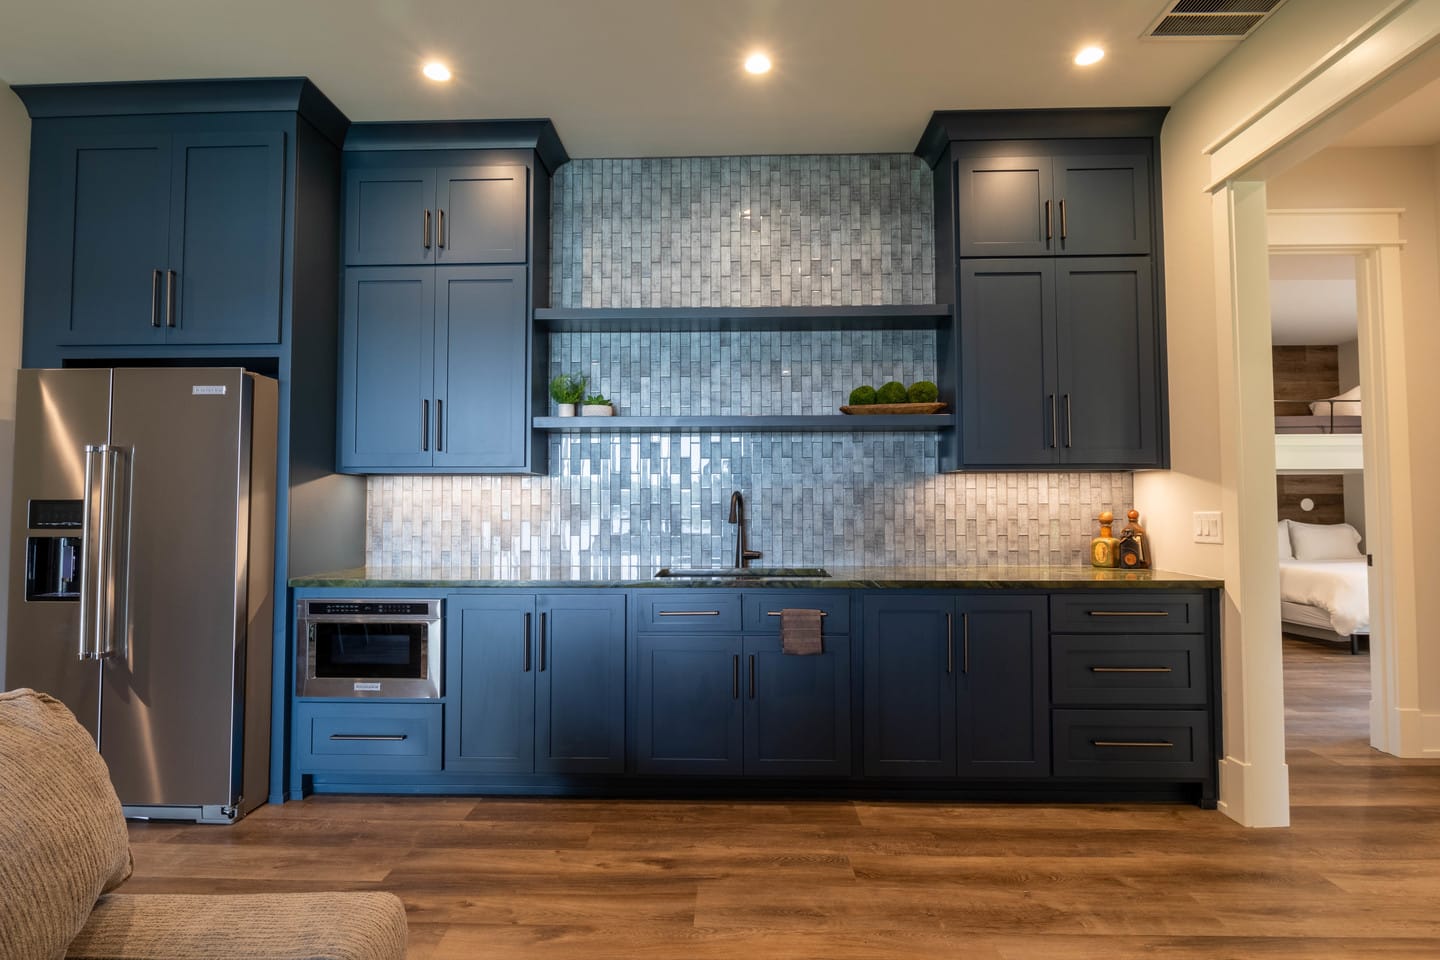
[1391,708,1440,757]
[1218,754,1291,827]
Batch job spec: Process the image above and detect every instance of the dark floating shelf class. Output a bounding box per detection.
[534,415,954,433]
[534,304,953,333]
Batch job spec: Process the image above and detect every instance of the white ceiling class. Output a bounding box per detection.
[0,0,1245,157]
[1334,73,1440,148]
[1269,254,1358,345]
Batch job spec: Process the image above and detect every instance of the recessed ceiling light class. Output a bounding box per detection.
[1074,46,1105,66]
[422,61,452,82]
[744,52,772,75]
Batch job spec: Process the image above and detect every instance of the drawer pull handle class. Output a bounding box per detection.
[1088,611,1170,617]
[1090,666,1173,673]
[1092,739,1174,748]
[329,734,408,742]
[658,610,721,617]
[765,611,827,617]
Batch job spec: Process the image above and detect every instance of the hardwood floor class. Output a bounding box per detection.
[125,639,1440,958]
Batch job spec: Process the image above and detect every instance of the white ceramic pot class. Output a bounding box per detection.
[556,403,576,418]
[581,404,614,417]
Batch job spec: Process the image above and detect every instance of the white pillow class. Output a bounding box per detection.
[1277,520,1293,560]
[1310,385,1361,417]
[1289,520,1363,560]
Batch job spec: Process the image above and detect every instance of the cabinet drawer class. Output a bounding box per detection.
[1051,635,1207,706]
[296,702,442,773]
[634,591,742,632]
[1052,709,1209,779]
[1050,593,1206,634]
[742,592,850,635]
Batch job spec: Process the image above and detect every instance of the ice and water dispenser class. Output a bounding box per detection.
[24,499,83,601]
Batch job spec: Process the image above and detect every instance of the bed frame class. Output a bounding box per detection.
[1281,600,1367,655]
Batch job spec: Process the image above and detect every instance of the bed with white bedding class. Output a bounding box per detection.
[1277,519,1370,654]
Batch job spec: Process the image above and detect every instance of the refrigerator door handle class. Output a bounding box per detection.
[78,445,102,660]
[80,444,125,661]
[96,445,127,660]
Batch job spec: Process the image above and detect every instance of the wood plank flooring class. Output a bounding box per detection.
[125,638,1440,958]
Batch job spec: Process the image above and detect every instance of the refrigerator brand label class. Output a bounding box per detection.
[353,681,382,692]
[192,385,227,396]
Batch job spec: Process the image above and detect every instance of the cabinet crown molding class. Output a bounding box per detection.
[914,108,1169,170]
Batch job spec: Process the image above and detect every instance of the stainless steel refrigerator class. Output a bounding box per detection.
[6,367,277,823]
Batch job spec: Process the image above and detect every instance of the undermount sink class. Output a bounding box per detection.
[655,567,830,579]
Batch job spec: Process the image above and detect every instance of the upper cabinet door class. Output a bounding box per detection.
[344,166,437,265]
[55,133,172,345]
[435,165,528,264]
[166,132,285,344]
[956,155,1054,258]
[432,266,530,471]
[959,259,1059,467]
[1055,258,1159,466]
[1052,154,1151,256]
[339,267,436,470]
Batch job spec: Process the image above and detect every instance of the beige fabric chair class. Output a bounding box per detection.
[0,689,408,960]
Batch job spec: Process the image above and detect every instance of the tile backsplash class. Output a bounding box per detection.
[365,154,1133,570]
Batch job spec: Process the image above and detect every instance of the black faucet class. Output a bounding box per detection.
[728,491,763,569]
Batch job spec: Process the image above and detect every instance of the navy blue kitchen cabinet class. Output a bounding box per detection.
[742,633,851,777]
[863,593,1048,779]
[339,264,528,472]
[633,633,745,776]
[959,257,1158,467]
[955,148,1150,258]
[345,164,527,266]
[446,593,625,775]
[35,126,284,348]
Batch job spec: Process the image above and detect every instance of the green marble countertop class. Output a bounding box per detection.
[290,564,1222,590]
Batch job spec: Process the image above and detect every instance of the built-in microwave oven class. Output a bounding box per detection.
[296,599,441,699]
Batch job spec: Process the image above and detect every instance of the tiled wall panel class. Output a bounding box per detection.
[366,155,1133,570]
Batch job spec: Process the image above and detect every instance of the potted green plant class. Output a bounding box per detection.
[549,373,587,417]
[581,393,615,417]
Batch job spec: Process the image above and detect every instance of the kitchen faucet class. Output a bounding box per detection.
[728,491,763,569]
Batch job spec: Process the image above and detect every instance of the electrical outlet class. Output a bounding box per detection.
[1193,511,1223,544]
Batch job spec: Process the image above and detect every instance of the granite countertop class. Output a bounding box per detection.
[290,564,1222,590]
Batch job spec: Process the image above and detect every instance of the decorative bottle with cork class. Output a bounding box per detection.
[1118,509,1150,569]
[1090,511,1120,568]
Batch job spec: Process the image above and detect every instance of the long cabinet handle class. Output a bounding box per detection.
[523,612,532,672]
[423,209,432,249]
[421,400,429,452]
[1049,395,1058,449]
[150,269,162,327]
[165,270,177,328]
[1088,610,1170,617]
[748,654,756,699]
[330,734,407,742]
[962,612,970,675]
[1060,198,1068,240]
[732,654,740,699]
[1091,666,1173,673]
[1064,394,1072,448]
[658,610,721,617]
[945,612,954,674]
[538,611,547,672]
[1044,199,1053,243]
[765,610,827,617]
[1092,740,1174,749]
[436,399,444,452]
[438,208,446,248]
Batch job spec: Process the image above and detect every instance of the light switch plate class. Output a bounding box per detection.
[1193,511,1223,544]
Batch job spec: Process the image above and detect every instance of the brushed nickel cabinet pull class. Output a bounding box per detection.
[438,208,446,248]
[962,612,970,675]
[748,653,756,699]
[1090,666,1173,673]
[1060,198,1068,240]
[1044,199,1053,243]
[732,654,740,699]
[765,610,827,617]
[421,400,429,452]
[330,734,407,742]
[1064,393,1072,448]
[165,269,177,327]
[150,269,162,327]
[1092,740,1174,749]
[658,610,721,617]
[1088,610,1170,617]
[423,209,432,249]
[946,612,954,674]
[1049,395,1058,448]
[523,612,532,672]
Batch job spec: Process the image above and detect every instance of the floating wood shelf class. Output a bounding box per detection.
[533,415,954,433]
[534,304,953,333]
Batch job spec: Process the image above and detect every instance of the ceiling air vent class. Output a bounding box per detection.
[1144,0,1287,39]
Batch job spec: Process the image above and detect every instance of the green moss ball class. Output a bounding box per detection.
[875,381,908,404]
[848,385,878,406]
[907,380,939,403]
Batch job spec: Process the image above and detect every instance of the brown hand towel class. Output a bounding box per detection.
[780,608,824,656]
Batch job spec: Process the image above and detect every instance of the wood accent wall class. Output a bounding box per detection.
[1277,474,1345,524]
[1273,346,1340,416]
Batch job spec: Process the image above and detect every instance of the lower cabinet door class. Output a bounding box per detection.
[862,596,957,778]
[633,634,743,775]
[535,594,626,774]
[296,702,442,774]
[956,596,1050,778]
[446,595,536,774]
[742,634,851,777]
